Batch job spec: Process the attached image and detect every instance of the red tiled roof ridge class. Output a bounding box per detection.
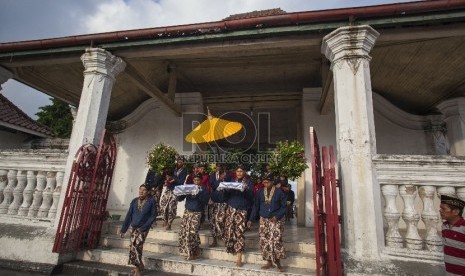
[0,93,52,136]
[223,8,286,21]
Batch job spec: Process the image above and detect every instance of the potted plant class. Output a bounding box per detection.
[269,140,308,181]
[146,143,179,175]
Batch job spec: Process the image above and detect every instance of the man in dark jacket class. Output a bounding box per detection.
[248,175,287,272]
[120,184,157,276]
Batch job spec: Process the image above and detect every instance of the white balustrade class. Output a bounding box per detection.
[0,170,17,214]
[0,149,67,222]
[48,171,64,219]
[381,184,402,248]
[38,172,56,217]
[419,186,442,252]
[29,171,46,217]
[0,169,7,204]
[18,171,36,216]
[8,170,27,215]
[374,154,465,261]
[399,185,423,250]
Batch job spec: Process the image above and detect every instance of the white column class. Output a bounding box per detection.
[54,48,125,228]
[437,97,465,156]
[322,25,383,260]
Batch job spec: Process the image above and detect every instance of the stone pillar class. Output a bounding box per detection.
[55,48,125,228]
[437,97,465,156]
[322,25,384,265]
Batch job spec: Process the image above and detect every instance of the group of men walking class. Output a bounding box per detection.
[120,158,291,275]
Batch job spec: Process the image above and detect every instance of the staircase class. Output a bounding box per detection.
[61,220,317,275]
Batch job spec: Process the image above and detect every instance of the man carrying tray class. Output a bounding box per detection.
[222,164,254,267]
[177,174,210,260]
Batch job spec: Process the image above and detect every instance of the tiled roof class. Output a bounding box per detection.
[223,8,286,21]
[0,93,52,137]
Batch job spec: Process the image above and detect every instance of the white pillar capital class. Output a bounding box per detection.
[81,48,126,80]
[436,97,465,118]
[322,25,379,73]
[437,97,465,156]
[0,66,13,89]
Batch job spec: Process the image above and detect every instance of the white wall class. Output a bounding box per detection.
[107,93,203,219]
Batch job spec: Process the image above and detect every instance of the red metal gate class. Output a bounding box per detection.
[310,127,343,276]
[53,130,117,253]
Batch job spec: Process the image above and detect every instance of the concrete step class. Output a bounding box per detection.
[101,234,314,269]
[103,222,315,255]
[76,248,316,276]
[59,260,179,276]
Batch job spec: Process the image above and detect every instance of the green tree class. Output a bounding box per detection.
[36,98,73,138]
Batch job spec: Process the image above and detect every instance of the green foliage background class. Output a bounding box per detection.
[36,98,73,138]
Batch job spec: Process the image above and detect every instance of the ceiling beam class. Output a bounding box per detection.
[16,67,80,105]
[319,58,333,115]
[167,64,177,101]
[124,63,181,116]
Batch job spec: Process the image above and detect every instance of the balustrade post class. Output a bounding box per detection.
[381,184,402,248]
[8,170,27,215]
[0,169,7,205]
[437,186,456,197]
[38,172,56,217]
[48,171,64,219]
[419,186,442,252]
[399,185,423,249]
[28,171,46,217]
[0,170,17,214]
[18,171,37,216]
[456,187,465,204]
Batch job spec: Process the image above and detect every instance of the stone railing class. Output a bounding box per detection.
[373,154,465,262]
[0,149,67,223]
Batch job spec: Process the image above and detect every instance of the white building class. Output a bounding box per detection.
[0,2,465,275]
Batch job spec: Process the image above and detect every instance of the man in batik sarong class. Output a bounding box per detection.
[120,184,157,276]
[145,169,163,216]
[248,175,287,272]
[208,168,227,247]
[159,172,180,230]
[177,174,210,260]
[223,164,254,267]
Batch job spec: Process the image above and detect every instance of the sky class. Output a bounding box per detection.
[0,0,417,119]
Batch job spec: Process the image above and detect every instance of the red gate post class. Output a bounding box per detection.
[311,127,343,276]
[53,130,117,253]
[310,127,327,276]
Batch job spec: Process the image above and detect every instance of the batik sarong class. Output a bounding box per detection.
[159,188,177,224]
[128,228,148,267]
[259,217,286,262]
[178,209,202,258]
[153,189,162,215]
[209,202,227,239]
[223,206,248,254]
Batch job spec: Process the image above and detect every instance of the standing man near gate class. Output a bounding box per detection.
[248,174,287,272]
[120,184,157,276]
